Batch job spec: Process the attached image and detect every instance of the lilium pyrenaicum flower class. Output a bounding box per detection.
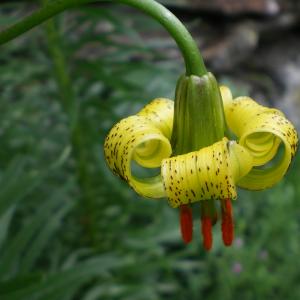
[104,87,298,250]
[0,0,296,251]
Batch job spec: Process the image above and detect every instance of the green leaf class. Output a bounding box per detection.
[19,196,74,273]
[0,158,40,217]
[0,254,131,300]
[0,273,43,295]
[0,205,16,251]
[0,182,73,277]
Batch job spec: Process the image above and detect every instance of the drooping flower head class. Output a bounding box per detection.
[104,83,298,250]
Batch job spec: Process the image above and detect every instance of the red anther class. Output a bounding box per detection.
[180,204,193,244]
[201,216,213,251]
[221,199,234,246]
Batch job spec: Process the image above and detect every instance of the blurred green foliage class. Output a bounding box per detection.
[0,2,300,300]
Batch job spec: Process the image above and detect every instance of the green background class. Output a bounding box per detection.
[0,2,299,299]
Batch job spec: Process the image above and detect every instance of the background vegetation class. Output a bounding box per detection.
[0,1,299,299]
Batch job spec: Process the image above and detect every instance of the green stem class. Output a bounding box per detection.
[0,0,207,76]
[44,17,78,128]
[44,13,98,246]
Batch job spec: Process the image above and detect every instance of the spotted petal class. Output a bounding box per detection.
[161,138,253,208]
[221,86,298,190]
[104,99,173,198]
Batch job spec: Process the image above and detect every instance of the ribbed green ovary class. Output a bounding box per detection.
[104,98,174,198]
[220,86,298,190]
[161,138,253,208]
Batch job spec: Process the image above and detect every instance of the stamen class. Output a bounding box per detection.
[209,200,218,226]
[221,198,234,246]
[212,212,218,226]
[201,216,212,251]
[200,201,213,251]
[180,204,193,244]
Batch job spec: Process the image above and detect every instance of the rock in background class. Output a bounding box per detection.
[159,0,300,126]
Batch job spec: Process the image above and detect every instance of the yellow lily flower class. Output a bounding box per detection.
[104,87,298,250]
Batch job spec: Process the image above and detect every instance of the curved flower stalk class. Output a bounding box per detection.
[104,87,298,250]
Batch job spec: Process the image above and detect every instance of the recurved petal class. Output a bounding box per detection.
[220,85,233,107]
[221,91,298,190]
[104,115,171,198]
[237,112,298,190]
[137,98,174,139]
[223,96,282,141]
[228,141,253,182]
[161,138,253,208]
